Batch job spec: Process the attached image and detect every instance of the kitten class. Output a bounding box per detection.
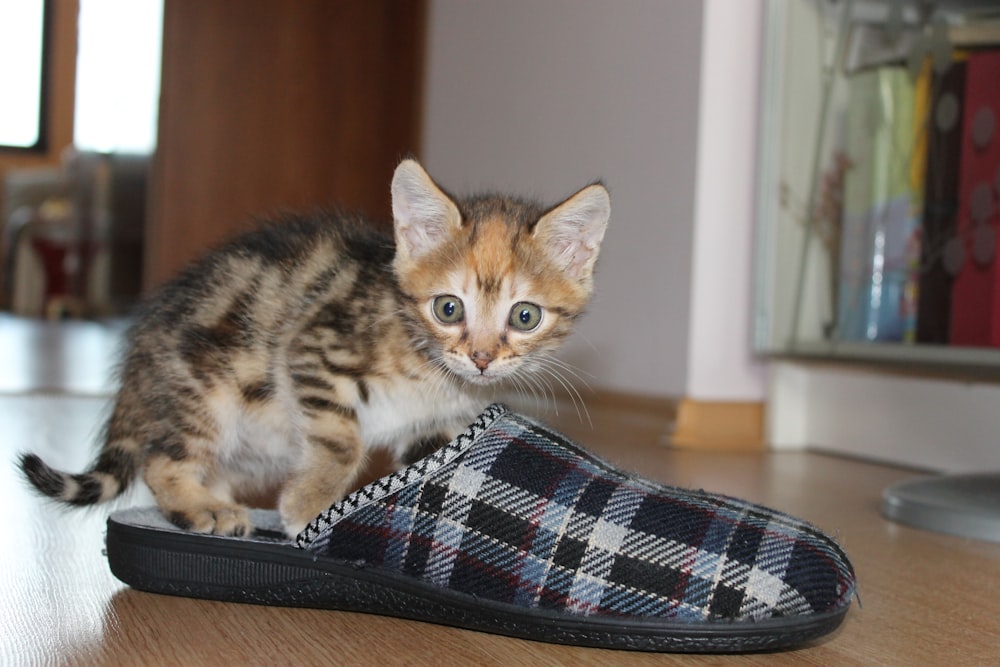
[19,159,610,537]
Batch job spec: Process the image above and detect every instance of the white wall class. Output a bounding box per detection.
[686,0,766,401]
[422,0,704,397]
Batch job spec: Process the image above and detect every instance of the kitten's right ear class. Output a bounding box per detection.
[391,160,461,262]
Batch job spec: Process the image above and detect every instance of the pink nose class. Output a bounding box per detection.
[471,351,492,371]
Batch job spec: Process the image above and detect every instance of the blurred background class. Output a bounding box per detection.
[16,0,996,474]
[1,0,756,402]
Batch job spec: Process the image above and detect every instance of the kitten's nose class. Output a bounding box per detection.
[471,350,492,371]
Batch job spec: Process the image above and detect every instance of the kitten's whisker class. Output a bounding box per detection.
[566,330,600,355]
[518,371,552,415]
[507,375,536,414]
[537,353,596,392]
[427,359,456,402]
[360,307,411,335]
[535,365,592,428]
[409,355,457,408]
[534,356,595,424]
[526,367,558,416]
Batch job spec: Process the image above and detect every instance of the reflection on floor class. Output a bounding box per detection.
[0,314,126,395]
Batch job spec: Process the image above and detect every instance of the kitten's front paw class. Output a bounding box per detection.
[168,505,252,536]
[279,482,345,539]
[279,501,328,539]
[282,518,308,539]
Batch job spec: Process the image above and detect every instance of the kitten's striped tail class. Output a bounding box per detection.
[19,447,137,506]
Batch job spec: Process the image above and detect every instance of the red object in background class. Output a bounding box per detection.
[23,216,101,318]
[948,51,1000,347]
[29,236,76,300]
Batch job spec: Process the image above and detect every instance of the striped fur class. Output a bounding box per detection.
[19,160,610,537]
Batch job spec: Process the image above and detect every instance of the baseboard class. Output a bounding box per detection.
[585,388,679,421]
[670,398,765,452]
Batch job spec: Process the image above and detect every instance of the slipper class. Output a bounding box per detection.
[106,404,856,653]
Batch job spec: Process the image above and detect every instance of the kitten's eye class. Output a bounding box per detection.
[432,295,465,324]
[509,302,542,331]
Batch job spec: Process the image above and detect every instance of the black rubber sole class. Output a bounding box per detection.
[105,509,849,653]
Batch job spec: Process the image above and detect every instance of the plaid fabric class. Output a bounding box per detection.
[297,405,856,623]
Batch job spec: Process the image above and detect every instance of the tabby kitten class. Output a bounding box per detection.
[20,159,610,537]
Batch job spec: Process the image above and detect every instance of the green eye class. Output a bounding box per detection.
[432,295,465,324]
[509,302,542,331]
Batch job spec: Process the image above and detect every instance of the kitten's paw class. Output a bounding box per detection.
[282,518,308,539]
[279,502,328,538]
[212,506,252,536]
[169,505,252,536]
[279,485,346,538]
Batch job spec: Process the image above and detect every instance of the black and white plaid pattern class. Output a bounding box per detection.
[296,403,508,549]
[298,405,856,622]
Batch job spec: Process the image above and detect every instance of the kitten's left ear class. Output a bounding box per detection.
[391,159,462,263]
[533,184,610,283]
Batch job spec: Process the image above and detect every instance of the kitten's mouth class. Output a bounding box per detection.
[448,364,508,386]
[464,371,503,386]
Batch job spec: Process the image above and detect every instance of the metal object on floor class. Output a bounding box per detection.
[882,473,1000,544]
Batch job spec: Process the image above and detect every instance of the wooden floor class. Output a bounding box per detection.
[2,316,1000,665]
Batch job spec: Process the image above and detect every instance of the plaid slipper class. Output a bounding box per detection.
[106,404,856,653]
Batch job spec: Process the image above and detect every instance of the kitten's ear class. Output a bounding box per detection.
[391,159,461,261]
[533,184,610,283]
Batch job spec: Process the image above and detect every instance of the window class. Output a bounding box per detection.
[0,0,49,151]
[74,0,163,153]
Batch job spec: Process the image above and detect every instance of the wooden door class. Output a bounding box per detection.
[145,0,425,287]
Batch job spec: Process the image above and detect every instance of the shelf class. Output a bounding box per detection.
[754,0,1000,378]
[778,338,1000,378]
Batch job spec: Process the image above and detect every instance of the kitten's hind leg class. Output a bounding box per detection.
[279,412,364,537]
[144,453,251,536]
